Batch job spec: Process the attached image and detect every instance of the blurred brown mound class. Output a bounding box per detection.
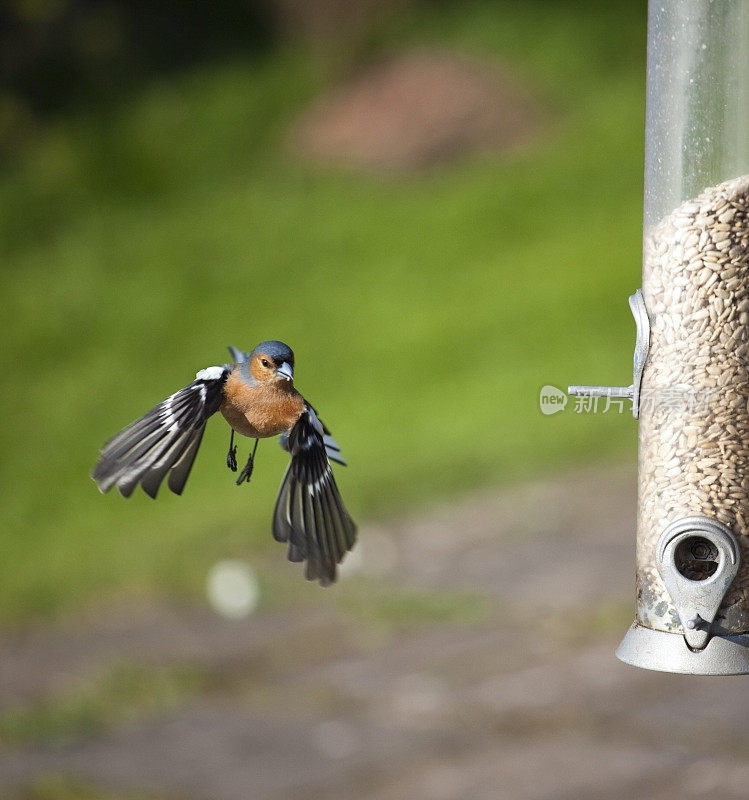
[271,0,407,38]
[290,49,545,173]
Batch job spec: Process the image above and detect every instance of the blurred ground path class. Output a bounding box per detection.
[3,465,749,800]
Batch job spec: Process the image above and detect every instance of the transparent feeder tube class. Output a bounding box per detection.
[635,0,749,652]
[643,1,749,230]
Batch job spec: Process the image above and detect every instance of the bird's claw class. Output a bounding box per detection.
[236,456,254,485]
[227,445,238,472]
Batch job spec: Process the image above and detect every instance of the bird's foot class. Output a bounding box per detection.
[227,444,238,472]
[236,456,254,485]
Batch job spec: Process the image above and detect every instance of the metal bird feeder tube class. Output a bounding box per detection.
[575,1,749,673]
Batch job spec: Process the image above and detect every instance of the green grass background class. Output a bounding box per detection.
[1,0,644,624]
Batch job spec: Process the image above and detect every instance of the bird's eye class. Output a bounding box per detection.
[261,358,271,368]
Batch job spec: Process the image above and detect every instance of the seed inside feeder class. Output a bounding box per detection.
[638,174,749,635]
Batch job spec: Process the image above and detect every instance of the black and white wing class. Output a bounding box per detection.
[92,366,230,499]
[279,408,346,466]
[273,404,357,586]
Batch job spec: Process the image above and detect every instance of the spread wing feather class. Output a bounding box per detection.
[92,368,229,498]
[279,406,346,465]
[273,404,356,585]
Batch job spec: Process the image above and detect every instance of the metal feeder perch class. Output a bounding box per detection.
[572,0,749,674]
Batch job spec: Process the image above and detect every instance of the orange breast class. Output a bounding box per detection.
[220,372,305,438]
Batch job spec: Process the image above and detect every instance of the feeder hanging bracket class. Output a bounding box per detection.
[568,289,650,418]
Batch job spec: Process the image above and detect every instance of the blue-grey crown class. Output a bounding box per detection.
[251,340,295,367]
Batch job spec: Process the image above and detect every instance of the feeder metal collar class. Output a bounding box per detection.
[616,624,749,676]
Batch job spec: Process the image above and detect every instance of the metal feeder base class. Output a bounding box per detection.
[617,622,749,675]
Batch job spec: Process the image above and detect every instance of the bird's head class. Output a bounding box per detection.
[248,340,295,384]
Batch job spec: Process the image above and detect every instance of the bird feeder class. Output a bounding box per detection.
[572,0,749,674]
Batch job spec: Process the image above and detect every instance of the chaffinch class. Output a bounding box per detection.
[92,341,356,585]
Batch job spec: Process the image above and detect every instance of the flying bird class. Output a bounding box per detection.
[92,341,356,585]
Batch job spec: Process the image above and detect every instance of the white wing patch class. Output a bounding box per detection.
[196,366,226,381]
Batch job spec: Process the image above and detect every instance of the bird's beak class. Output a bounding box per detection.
[277,362,294,382]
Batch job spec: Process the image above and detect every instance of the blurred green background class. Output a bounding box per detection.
[0,2,673,798]
[1,0,645,626]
